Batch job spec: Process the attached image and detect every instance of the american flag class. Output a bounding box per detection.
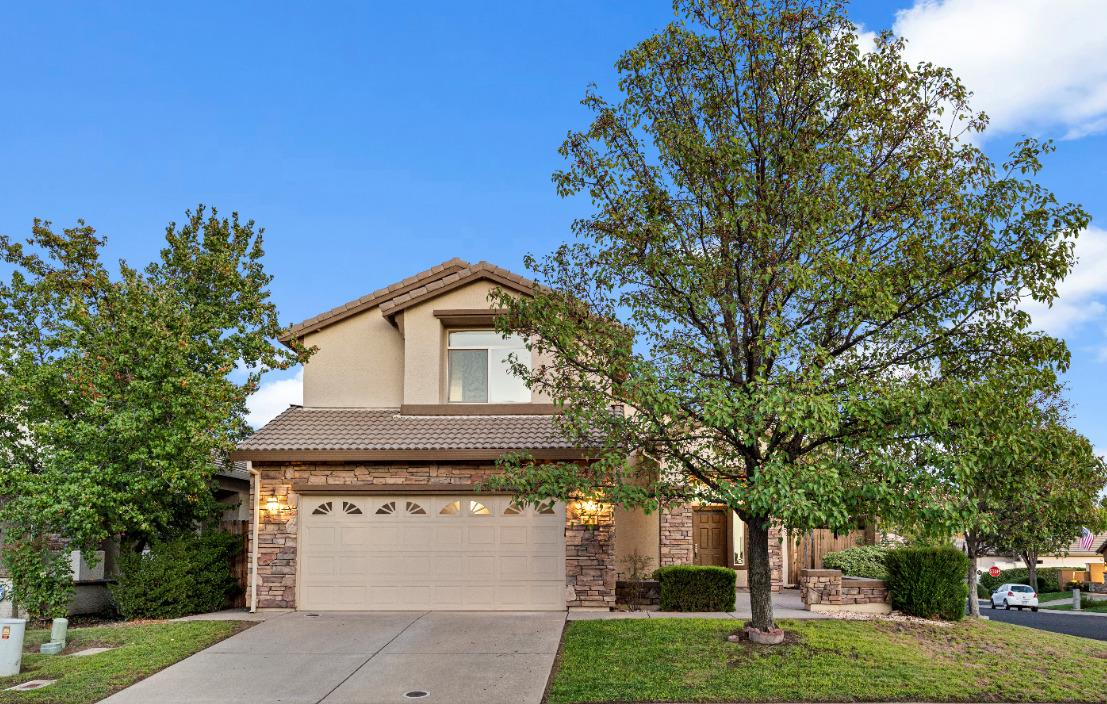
[1079,527,1095,551]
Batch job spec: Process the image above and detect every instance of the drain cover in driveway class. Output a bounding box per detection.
[404,691,429,699]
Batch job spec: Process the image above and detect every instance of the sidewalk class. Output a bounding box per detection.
[568,589,828,620]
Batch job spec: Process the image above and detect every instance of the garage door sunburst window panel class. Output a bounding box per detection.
[375,500,427,516]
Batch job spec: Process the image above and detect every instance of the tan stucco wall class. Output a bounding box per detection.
[302,306,404,408]
[301,278,550,408]
[614,506,660,579]
[401,280,548,405]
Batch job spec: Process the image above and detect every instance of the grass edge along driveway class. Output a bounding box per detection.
[0,620,251,704]
[547,617,1107,703]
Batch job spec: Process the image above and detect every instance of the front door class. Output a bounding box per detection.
[693,508,728,567]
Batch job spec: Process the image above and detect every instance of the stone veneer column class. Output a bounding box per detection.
[769,523,784,592]
[254,467,298,608]
[659,504,694,566]
[564,502,616,608]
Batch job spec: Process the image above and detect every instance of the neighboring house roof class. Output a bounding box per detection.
[217,459,251,483]
[278,258,533,343]
[1070,532,1107,555]
[232,406,593,461]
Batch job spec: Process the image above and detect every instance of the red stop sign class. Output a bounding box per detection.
[988,566,1001,578]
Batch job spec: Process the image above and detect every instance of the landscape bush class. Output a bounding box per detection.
[822,545,889,579]
[978,567,1081,595]
[654,565,736,611]
[111,530,241,619]
[2,539,74,622]
[884,546,969,620]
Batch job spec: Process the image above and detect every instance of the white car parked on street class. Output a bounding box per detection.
[989,583,1039,611]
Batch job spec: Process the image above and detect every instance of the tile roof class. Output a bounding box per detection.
[278,259,534,342]
[278,257,469,342]
[378,261,534,318]
[236,406,590,456]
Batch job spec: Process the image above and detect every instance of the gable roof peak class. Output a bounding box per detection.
[278,257,538,343]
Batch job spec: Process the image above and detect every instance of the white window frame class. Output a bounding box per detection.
[446,330,530,403]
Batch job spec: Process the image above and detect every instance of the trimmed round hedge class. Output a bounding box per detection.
[654,565,736,611]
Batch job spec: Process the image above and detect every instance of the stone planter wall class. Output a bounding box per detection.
[800,568,890,613]
[615,579,661,609]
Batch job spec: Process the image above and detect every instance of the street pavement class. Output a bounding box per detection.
[977,600,1107,641]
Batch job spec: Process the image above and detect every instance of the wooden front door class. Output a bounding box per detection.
[693,508,728,567]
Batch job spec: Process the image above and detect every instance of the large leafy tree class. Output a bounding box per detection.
[0,208,309,603]
[986,423,1106,596]
[488,0,1086,631]
[916,371,1071,617]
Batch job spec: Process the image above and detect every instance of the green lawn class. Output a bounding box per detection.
[548,618,1107,703]
[1035,591,1071,602]
[0,620,251,704]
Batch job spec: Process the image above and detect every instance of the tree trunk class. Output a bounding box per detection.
[1023,551,1039,592]
[964,536,980,617]
[746,515,776,631]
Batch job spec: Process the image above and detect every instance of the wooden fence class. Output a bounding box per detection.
[788,528,868,585]
[220,520,249,608]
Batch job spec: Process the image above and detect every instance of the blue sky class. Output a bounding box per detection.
[2,1,1106,453]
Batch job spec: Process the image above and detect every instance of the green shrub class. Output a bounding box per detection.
[111,531,241,619]
[654,565,735,611]
[978,567,1080,595]
[2,538,74,622]
[822,545,889,579]
[884,546,969,620]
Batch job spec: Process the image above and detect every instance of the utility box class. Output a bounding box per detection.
[69,551,105,582]
[0,580,12,619]
[0,619,27,676]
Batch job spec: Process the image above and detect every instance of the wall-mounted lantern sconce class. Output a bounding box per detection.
[265,494,291,521]
[573,498,604,530]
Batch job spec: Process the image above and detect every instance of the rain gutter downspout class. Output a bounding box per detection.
[247,461,260,613]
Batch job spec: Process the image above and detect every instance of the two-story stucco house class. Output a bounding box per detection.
[232,259,784,612]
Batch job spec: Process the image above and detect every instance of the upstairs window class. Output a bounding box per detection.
[447,330,530,403]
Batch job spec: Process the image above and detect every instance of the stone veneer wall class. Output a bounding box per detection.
[659,504,693,566]
[659,505,785,591]
[799,568,890,611]
[252,462,617,609]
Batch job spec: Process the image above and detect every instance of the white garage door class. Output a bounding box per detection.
[298,494,566,611]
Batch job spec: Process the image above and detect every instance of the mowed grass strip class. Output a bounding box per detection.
[0,620,250,704]
[548,618,1107,703]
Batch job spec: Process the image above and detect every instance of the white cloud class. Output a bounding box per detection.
[1023,226,1107,339]
[890,0,1107,139]
[246,368,303,429]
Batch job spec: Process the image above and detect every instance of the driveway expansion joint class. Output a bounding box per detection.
[314,610,429,704]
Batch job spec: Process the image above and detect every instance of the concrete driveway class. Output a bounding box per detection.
[102,611,566,704]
